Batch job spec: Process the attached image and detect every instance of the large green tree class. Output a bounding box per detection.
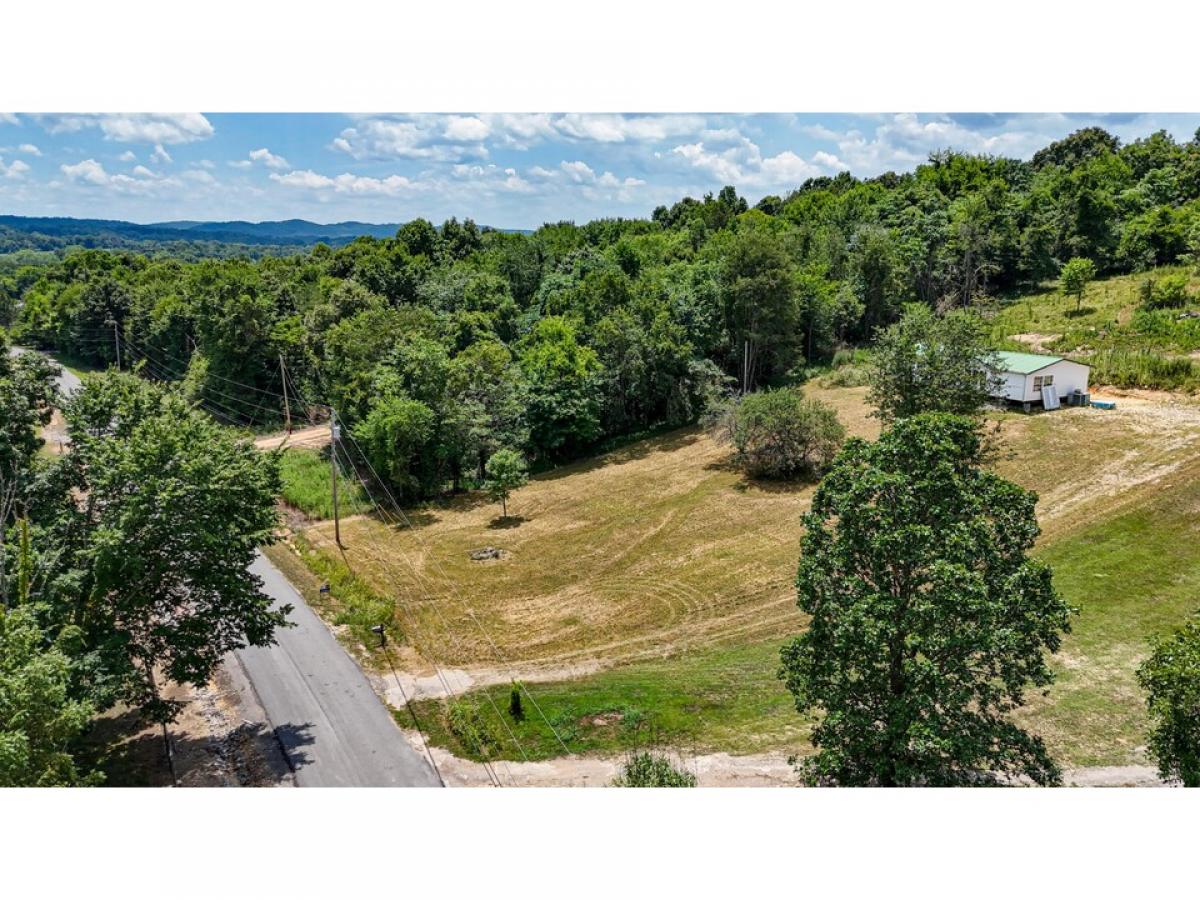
[0,337,58,486]
[518,316,603,459]
[867,304,999,422]
[710,387,845,480]
[779,414,1072,786]
[1137,616,1200,786]
[720,224,798,391]
[0,605,96,786]
[60,374,290,724]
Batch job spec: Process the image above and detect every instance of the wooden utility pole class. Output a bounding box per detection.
[111,320,121,370]
[279,353,292,434]
[330,410,342,547]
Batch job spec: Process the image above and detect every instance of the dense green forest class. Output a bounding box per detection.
[5,126,1200,501]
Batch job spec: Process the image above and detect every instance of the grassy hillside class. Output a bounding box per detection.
[291,384,1200,768]
[991,266,1200,391]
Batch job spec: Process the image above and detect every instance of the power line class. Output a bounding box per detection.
[125,347,276,427]
[285,373,536,778]
[121,338,287,425]
[66,326,293,401]
[325,438,516,786]
[304,369,569,752]
[325,389,575,760]
[326,439,526,773]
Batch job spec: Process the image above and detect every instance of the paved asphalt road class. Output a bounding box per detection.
[235,554,441,787]
[15,347,440,787]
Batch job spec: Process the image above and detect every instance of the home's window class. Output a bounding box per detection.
[1033,375,1044,390]
[1043,374,1054,386]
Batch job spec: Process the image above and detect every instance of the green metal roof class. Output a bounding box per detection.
[993,351,1063,375]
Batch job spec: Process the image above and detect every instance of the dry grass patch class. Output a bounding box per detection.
[293,384,1200,765]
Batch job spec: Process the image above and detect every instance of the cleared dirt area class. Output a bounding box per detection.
[255,424,330,451]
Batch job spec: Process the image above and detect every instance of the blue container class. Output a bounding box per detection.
[1091,400,1116,410]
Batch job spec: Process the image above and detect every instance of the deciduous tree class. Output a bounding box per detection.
[867,305,999,422]
[484,448,528,519]
[779,414,1072,786]
[1137,616,1200,786]
[709,387,844,480]
[0,605,96,786]
[1059,256,1096,312]
[65,374,290,724]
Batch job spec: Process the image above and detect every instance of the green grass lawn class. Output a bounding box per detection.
[404,638,811,762]
[1014,456,1200,766]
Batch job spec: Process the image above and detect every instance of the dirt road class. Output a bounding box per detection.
[254,424,330,451]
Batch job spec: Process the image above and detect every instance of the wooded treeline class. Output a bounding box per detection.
[5,126,1200,500]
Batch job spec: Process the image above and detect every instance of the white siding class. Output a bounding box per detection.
[994,360,1090,404]
[994,371,1028,402]
[1022,360,1089,403]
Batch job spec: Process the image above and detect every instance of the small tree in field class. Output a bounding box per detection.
[484,447,528,519]
[1059,257,1096,313]
[1137,617,1200,786]
[508,681,525,723]
[779,414,1072,786]
[710,386,845,480]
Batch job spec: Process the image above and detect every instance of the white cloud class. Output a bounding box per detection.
[1,157,30,179]
[59,157,181,193]
[443,116,490,142]
[670,132,841,188]
[812,150,847,170]
[41,113,214,145]
[449,163,535,194]
[270,169,421,196]
[150,144,172,165]
[332,117,486,162]
[182,169,216,184]
[60,158,110,186]
[248,147,289,169]
[479,113,558,149]
[810,114,1049,174]
[553,113,706,143]
[799,123,841,142]
[17,143,40,156]
[0,113,18,125]
[560,160,596,183]
[329,113,712,163]
[118,150,137,162]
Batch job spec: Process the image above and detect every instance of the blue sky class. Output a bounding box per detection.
[2,113,1198,230]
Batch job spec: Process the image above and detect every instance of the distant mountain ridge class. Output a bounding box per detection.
[0,214,404,247]
[149,218,403,240]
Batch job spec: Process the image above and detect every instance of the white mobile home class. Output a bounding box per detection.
[991,351,1090,411]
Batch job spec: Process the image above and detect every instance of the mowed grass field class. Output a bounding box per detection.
[288,384,1200,767]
